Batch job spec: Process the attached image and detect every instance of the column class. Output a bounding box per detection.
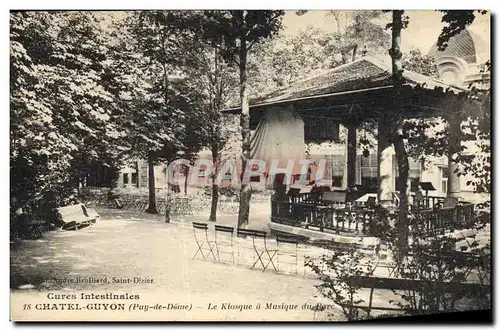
[346,122,357,189]
[377,116,394,207]
[447,112,461,200]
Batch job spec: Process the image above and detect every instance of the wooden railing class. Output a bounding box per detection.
[414,196,446,210]
[271,199,476,237]
[271,200,374,235]
[416,203,475,235]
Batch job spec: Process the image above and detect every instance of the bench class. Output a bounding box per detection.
[55,204,99,230]
[342,275,490,318]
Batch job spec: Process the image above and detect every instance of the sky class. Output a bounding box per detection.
[282,10,490,56]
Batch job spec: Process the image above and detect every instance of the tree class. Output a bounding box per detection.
[193,10,285,227]
[296,10,391,64]
[119,11,207,215]
[247,27,337,95]
[388,10,411,254]
[10,11,128,211]
[385,10,489,251]
[185,46,239,222]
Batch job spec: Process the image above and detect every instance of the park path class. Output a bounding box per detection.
[11,208,352,321]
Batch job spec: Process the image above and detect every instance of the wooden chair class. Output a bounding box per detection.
[214,225,235,264]
[275,233,307,275]
[237,229,278,272]
[192,222,216,260]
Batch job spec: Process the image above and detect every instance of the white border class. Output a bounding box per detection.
[2,2,497,331]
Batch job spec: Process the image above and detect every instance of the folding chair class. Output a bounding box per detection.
[237,229,278,272]
[275,233,305,275]
[192,222,216,260]
[236,229,255,266]
[214,225,235,264]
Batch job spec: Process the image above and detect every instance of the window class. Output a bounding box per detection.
[442,180,448,194]
[250,176,261,183]
[361,176,378,190]
[250,164,261,182]
[304,118,340,142]
[441,167,448,194]
[332,176,343,187]
[198,164,207,177]
[331,155,345,176]
[123,173,129,186]
[358,154,377,188]
[131,173,138,185]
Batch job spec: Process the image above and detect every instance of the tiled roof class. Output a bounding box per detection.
[251,57,392,104]
[428,29,484,64]
[226,56,462,111]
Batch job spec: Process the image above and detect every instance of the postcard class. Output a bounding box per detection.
[10,9,491,322]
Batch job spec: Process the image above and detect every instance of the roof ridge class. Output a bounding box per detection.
[258,55,388,95]
[363,54,465,92]
[287,56,369,86]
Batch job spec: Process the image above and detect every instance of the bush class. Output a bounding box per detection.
[305,243,378,321]
[380,207,491,315]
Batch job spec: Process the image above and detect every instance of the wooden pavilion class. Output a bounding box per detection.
[223,55,478,237]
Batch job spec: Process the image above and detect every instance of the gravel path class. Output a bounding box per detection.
[11,208,350,321]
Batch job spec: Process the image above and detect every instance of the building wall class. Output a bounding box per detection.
[117,142,479,199]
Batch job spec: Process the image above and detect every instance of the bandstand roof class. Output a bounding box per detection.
[223,56,473,128]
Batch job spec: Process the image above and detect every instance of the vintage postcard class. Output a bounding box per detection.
[10,10,491,322]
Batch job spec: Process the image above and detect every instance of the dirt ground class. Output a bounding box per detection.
[10,208,410,321]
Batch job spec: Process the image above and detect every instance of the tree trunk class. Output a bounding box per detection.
[351,44,358,62]
[183,165,189,195]
[394,126,410,247]
[237,11,251,228]
[145,153,158,214]
[346,122,357,190]
[165,161,170,223]
[390,10,409,252]
[209,144,219,222]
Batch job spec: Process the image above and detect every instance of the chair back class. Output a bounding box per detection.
[192,222,208,230]
[215,225,234,234]
[237,228,266,238]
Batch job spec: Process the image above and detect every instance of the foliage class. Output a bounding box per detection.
[119,11,205,161]
[186,10,285,227]
[402,49,439,78]
[436,10,488,51]
[296,10,391,64]
[247,27,336,94]
[190,10,285,66]
[305,244,378,321]
[456,61,491,193]
[10,11,128,210]
[379,207,491,315]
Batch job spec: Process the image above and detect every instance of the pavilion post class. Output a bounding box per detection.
[377,116,394,208]
[346,122,357,190]
[447,107,462,200]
